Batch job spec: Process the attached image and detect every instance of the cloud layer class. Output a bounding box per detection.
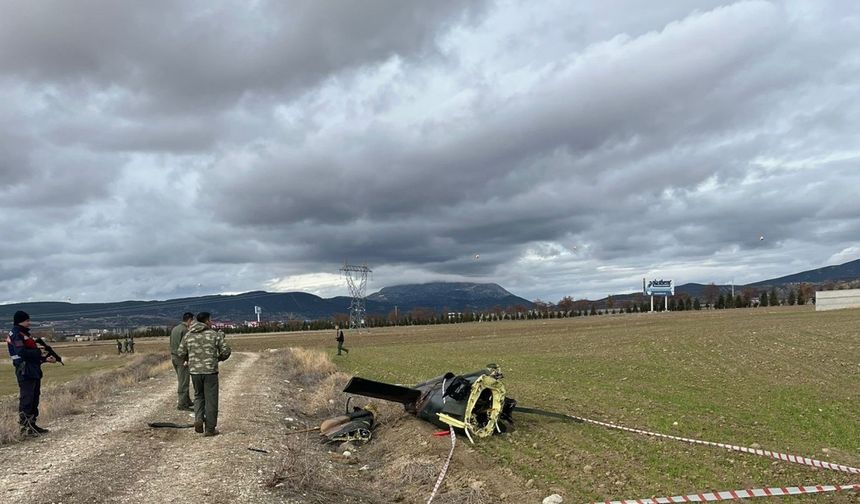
[2,0,860,304]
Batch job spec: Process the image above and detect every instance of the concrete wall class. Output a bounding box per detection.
[815,288,860,311]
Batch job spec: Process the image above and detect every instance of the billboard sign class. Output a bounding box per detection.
[644,279,674,296]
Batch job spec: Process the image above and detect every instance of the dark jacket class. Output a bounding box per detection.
[6,325,44,380]
[336,329,344,342]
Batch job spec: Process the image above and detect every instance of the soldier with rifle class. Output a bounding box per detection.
[6,311,59,437]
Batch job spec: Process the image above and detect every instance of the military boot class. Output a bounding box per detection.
[19,414,39,437]
[31,419,50,434]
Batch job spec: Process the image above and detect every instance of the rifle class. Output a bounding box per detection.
[34,337,65,365]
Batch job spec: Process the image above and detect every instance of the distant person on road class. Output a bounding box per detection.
[178,312,232,437]
[169,312,195,410]
[336,325,348,355]
[116,339,122,354]
[6,311,57,436]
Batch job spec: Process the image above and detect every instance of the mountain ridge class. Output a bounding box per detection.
[3,257,859,327]
[0,282,532,328]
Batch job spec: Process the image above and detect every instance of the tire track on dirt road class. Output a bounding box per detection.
[1,352,291,504]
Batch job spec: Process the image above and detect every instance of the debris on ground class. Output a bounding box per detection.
[343,364,516,441]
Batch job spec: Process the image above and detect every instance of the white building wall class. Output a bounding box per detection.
[815,289,860,311]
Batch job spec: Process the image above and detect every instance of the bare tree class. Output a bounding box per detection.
[557,296,575,312]
[703,283,720,308]
[741,287,758,307]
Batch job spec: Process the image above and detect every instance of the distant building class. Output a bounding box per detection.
[816,288,860,311]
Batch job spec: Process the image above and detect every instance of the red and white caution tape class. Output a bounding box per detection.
[427,426,456,504]
[597,484,860,503]
[561,412,860,503]
[562,414,860,475]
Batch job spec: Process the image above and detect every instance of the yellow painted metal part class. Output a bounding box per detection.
[436,373,506,439]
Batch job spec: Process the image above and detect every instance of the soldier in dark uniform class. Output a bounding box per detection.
[116,339,123,354]
[178,312,232,436]
[336,325,348,355]
[6,311,57,436]
[128,337,135,354]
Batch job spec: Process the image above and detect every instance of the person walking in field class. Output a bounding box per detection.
[336,325,348,355]
[116,339,122,354]
[178,312,231,436]
[169,312,194,410]
[6,311,58,436]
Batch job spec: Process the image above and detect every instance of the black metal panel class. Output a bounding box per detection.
[342,377,422,406]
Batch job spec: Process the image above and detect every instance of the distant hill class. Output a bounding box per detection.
[367,282,534,312]
[592,258,860,306]
[746,258,860,286]
[0,282,533,329]
[673,283,734,299]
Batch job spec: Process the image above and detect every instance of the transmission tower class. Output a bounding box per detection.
[340,262,372,330]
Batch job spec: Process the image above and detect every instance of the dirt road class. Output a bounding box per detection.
[0,352,293,504]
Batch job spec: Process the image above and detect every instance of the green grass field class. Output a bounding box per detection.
[327,307,860,502]
[0,356,129,397]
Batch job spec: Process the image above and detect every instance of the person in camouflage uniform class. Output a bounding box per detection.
[169,312,194,410]
[177,312,231,436]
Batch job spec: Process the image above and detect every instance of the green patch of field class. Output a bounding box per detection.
[331,308,860,502]
[0,356,128,397]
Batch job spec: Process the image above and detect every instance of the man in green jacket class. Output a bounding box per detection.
[169,312,194,410]
[178,312,232,436]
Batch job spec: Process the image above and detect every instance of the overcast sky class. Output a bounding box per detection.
[2,0,859,305]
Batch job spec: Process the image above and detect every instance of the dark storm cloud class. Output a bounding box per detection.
[2,0,860,304]
[208,2,797,247]
[0,0,487,114]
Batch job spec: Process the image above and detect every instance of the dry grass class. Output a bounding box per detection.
[436,486,492,504]
[0,353,166,445]
[307,373,349,417]
[264,434,326,496]
[389,455,439,485]
[263,347,532,503]
[263,348,399,502]
[290,347,338,376]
